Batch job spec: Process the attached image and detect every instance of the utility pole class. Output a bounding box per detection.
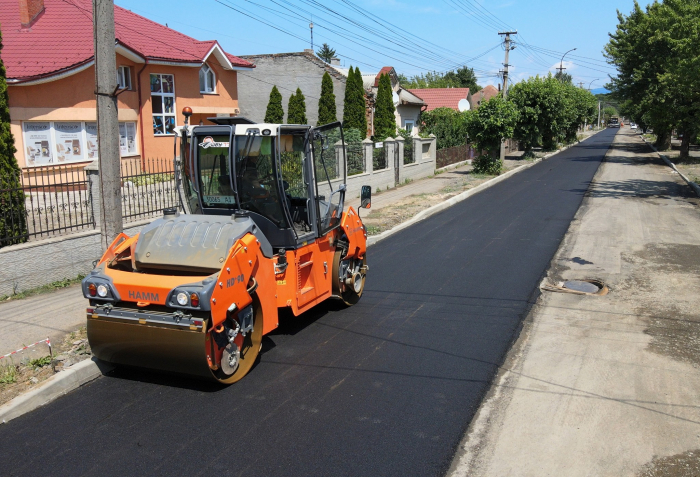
[93,0,123,251]
[498,30,517,162]
[578,82,585,89]
[557,48,577,77]
[598,101,602,129]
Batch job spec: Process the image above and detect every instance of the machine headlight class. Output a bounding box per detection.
[96,284,109,297]
[176,292,189,306]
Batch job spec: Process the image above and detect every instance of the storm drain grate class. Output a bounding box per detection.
[542,279,608,296]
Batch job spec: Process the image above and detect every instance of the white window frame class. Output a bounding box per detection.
[199,64,216,94]
[22,120,139,167]
[404,120,415,135]
[150,73,177,136]
[117,66,132,90]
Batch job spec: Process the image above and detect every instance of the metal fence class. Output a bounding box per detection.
[121,157,178,222]
[1,164,94,247]
[436,143,476,169]
[0,158,178,248]
[403,140,414,164]
[372,144,388,171]
[347,142,365,176]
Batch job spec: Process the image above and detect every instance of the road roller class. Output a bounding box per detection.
[82,109,370,383]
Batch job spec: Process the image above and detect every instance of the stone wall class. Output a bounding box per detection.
[237,52,347,125]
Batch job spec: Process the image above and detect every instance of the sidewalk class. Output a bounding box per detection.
[450,129,700,476]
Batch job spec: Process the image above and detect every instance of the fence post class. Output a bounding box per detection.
[362,138,373,175]
[428,134,437,170]
[412,137,420,164]
[395,136,405,183]
[84,160,101,229]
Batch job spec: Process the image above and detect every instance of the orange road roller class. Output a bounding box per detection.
[82,111,370,383]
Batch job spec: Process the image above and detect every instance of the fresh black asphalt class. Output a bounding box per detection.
[0,129,618,476]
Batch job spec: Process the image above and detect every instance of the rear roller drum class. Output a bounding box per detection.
[210,298,263,384]
[332,249,367,306]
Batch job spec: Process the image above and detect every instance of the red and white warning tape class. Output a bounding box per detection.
[0,337,52,361]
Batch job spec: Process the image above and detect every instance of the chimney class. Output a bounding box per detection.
[19,0,44,28]
[330,57,340,66]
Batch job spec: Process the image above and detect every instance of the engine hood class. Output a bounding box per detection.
[134,213,272,273]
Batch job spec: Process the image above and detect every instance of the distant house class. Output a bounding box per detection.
[407,88,471,113]
[237,50,347,125]
[469,85,500,110]
[334,66,426,137]
[2,0,253,174]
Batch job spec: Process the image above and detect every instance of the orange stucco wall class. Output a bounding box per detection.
[9,53,241,170]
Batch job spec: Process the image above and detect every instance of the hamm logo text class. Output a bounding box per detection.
[128,291,160,301]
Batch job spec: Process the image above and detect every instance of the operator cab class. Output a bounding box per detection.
[176,113,346,250]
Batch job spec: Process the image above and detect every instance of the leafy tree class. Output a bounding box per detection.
[508,74,567,151]
[317,72,337,125]
[316,43,337,63]
[373,73,396,140]
[400,66,481,91]
[464,96,519,175]
[605,0,700,155]
[419,107,468,149]
[342,66,367,137]
[0,29,25,247]
[561,86,598,142]
[264,85,284,123]
[554,71,572,83]
[287,87,307,124]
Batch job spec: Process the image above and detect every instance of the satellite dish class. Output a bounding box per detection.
[392,91,400,106]
[458,99,470,112]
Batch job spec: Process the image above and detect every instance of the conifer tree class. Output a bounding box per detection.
[373,73,396,140]
[0,29,26,247]
[317,72,337,125]
[342,66,367,137]
[287,88,308,124]
[264,85,284,123]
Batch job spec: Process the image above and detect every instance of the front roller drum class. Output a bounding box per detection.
[88,317,212,379]
[88,299,263,384]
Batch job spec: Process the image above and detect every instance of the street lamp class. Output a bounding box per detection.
[588,78,599,91]
[557,48,577,78]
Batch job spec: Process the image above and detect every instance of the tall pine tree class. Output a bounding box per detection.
[373,73,396,140]
[317,71,337,125]
[342,66,367,137]
[264,85,284,123]
[287,87,308,124]
[0,28,26,247]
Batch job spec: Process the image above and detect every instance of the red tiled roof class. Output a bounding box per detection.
[374,66,394,87]
[0,0,253,82]
[406,88,470,111]
[472,85,499,106]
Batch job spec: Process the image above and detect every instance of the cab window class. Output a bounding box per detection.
[197,134,237,210]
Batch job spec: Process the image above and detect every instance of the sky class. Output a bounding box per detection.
[114,0,640,90]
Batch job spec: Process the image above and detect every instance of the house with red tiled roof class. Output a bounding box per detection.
[468,85,500,110]
[2,0,253,173]
[406,88,471,113]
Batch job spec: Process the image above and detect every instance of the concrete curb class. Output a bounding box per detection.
[0,357,113,425]
[368,131,601,247]
[640,134,700,198]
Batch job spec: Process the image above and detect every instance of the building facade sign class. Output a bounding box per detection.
[22,121,138,167]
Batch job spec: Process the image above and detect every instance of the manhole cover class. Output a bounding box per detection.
[563,280,601,294]
[541,279,608,296]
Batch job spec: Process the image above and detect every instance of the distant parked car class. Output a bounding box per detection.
[630,123,638,130]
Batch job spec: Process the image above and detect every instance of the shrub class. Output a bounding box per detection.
[472,154,503,175]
